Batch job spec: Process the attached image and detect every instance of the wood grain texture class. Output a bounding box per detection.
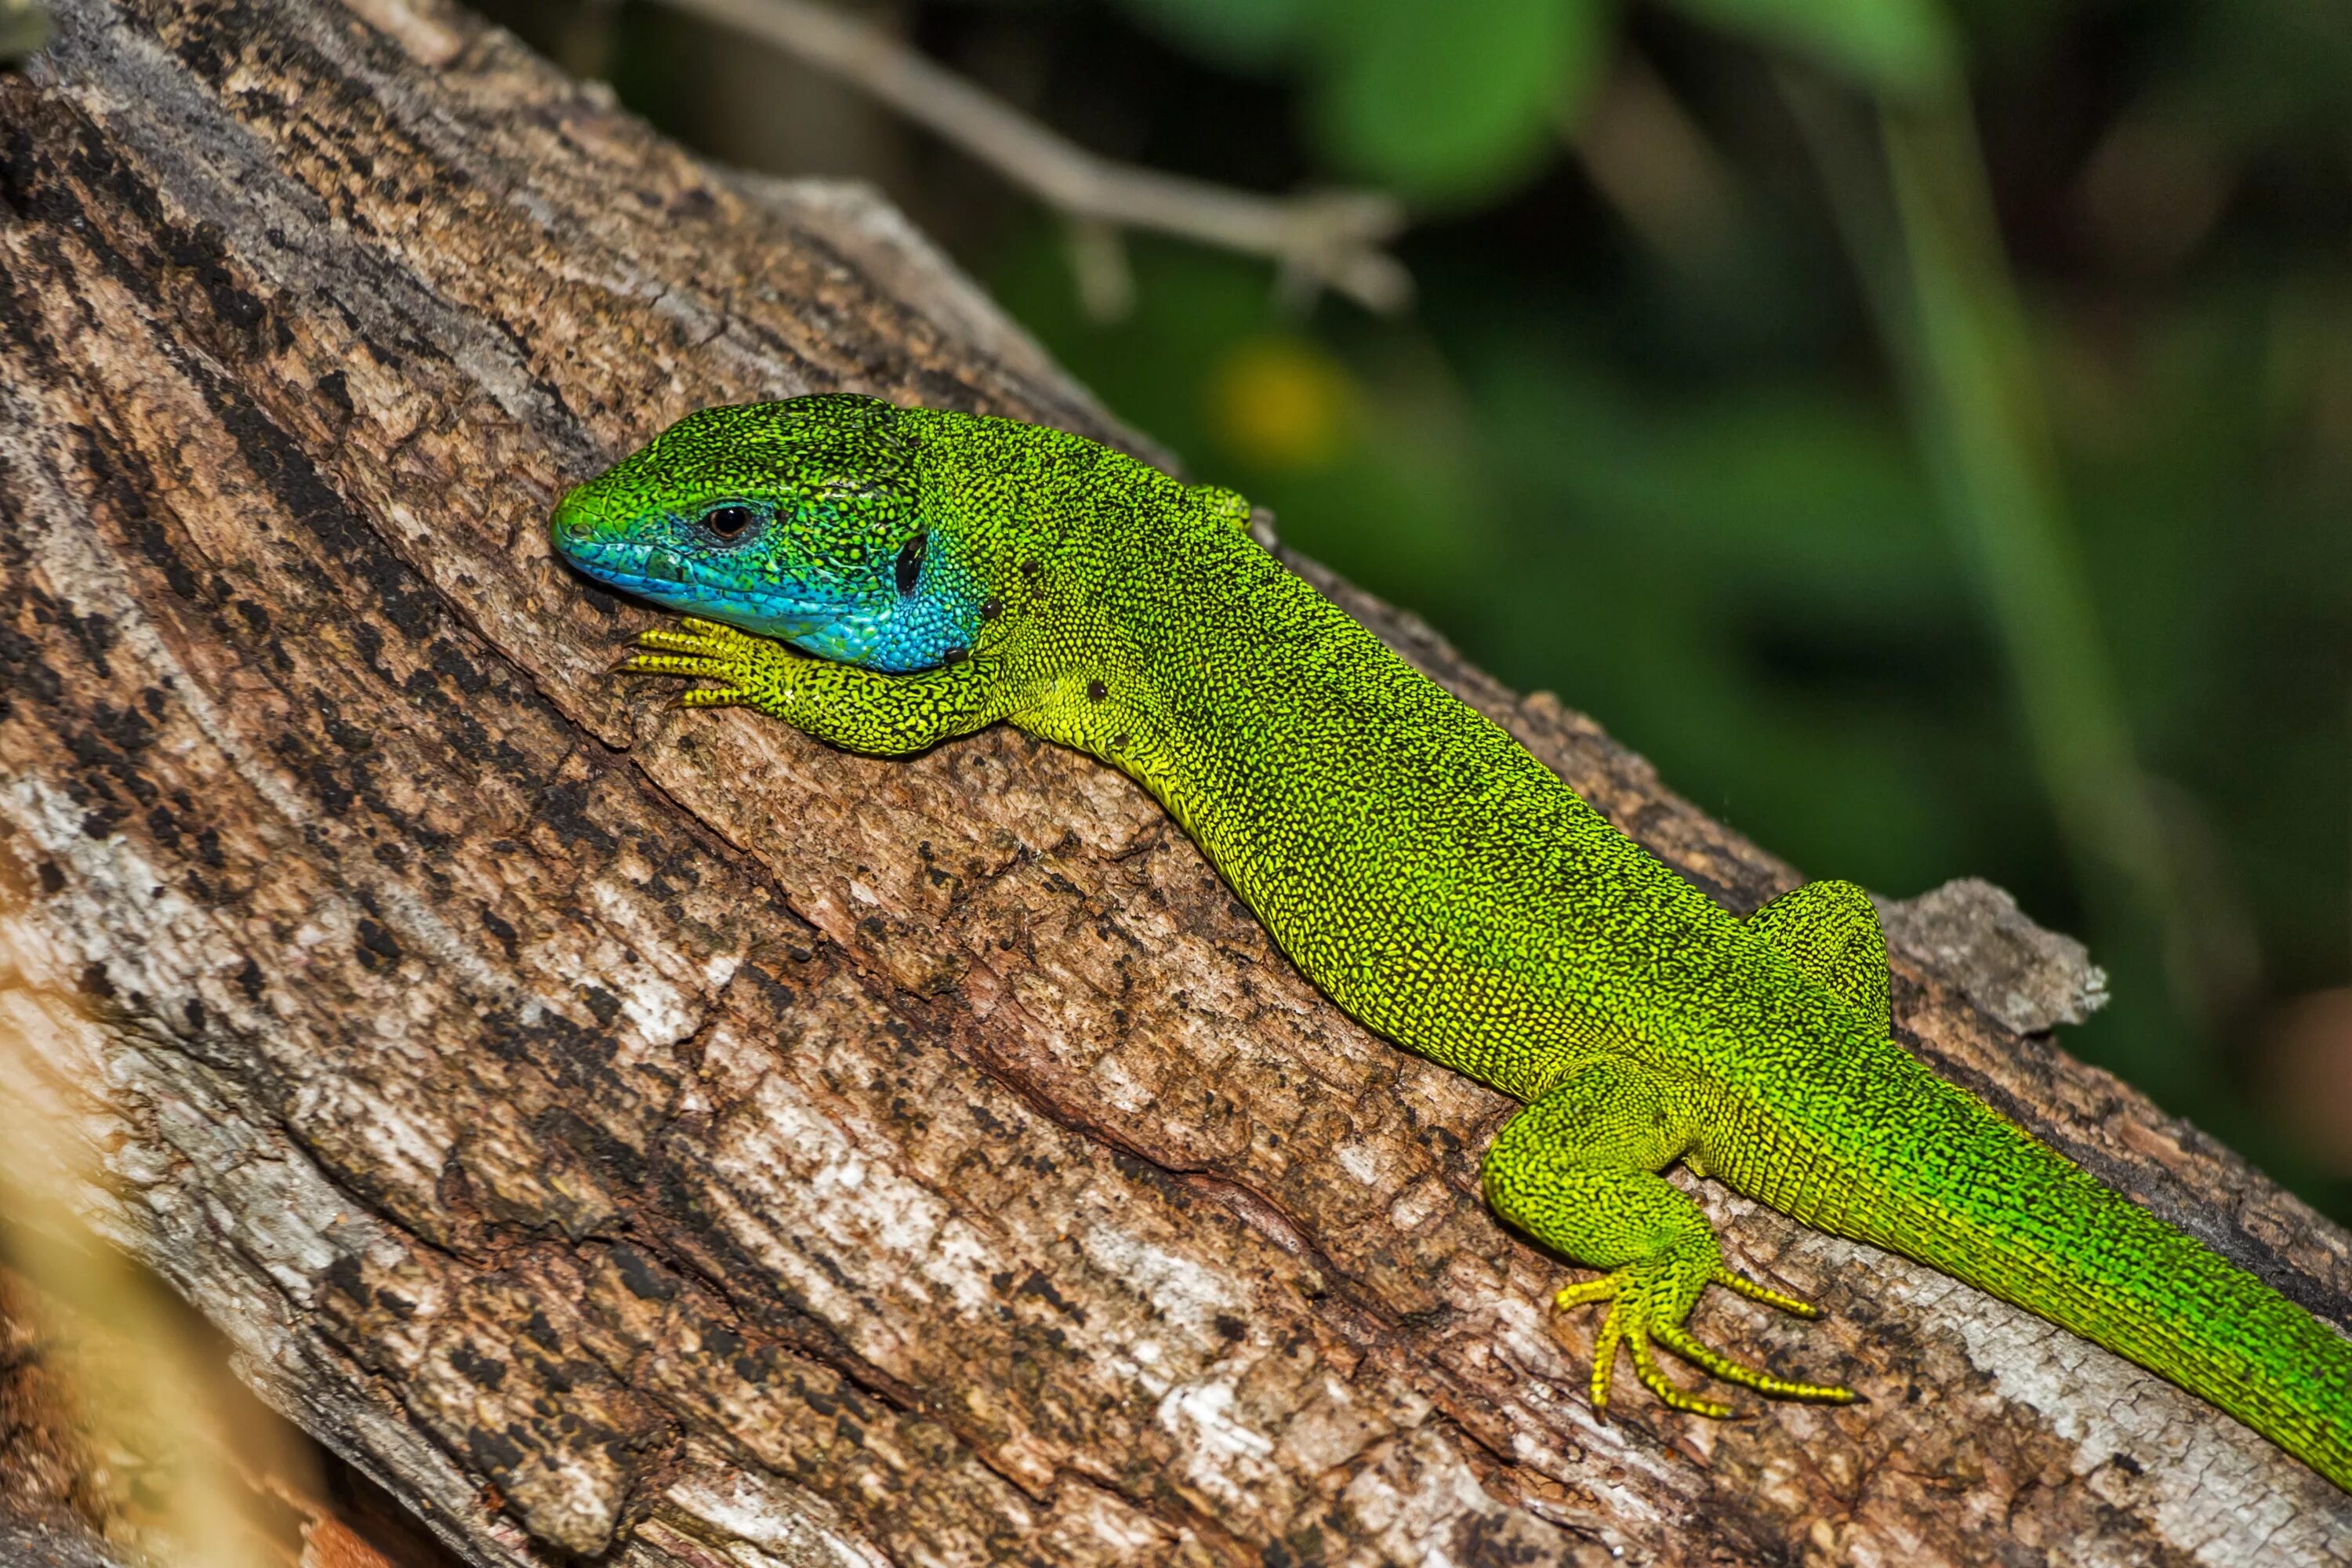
[2,0,2349,1563]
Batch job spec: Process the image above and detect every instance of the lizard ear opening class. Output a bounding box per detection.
[895,532,927,597]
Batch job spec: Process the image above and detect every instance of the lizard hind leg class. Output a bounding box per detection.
[1745,879,1889,1034]
[1483,1060,1857,1420]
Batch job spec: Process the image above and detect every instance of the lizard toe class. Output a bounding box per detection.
[1650,1320,1857,1405]
[619,652,738,679]
[673,615,753,643]
[1711,1265,1823,1320]
[1554,1272,1623,1312]
[1625,1327,1736,1419]
[635,628,736,659]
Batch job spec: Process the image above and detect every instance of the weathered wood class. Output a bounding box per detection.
[2,0,2349,1562]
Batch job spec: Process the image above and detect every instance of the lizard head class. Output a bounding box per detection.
[550,394,984,672]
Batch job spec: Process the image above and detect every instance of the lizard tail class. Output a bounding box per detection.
[1860,1101,2352,1491]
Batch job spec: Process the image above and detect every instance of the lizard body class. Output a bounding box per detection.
[552,393,2352,1488]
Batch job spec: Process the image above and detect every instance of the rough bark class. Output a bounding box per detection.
[1,0,2348,1563]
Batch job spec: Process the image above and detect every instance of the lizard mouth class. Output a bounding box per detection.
[554,535,842,632]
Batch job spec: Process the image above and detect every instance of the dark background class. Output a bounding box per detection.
[482,0,2352,1219]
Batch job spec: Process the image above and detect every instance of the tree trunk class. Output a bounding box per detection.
[2,0,2348,1562]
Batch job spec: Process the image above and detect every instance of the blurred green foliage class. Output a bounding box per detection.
[1116,0,1597,201]
[1665,0,1955,94]
[484,0,2352,1214]
[1107,0,1956,200]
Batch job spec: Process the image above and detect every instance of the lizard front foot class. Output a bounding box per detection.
[619,616,798,712]
[612,615,1005,755]
[1556,1263,1858,1420]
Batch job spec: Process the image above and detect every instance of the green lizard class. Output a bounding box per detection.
[550,392,2352,1490]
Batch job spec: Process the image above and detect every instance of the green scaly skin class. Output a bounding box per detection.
[550,394,2352,1486]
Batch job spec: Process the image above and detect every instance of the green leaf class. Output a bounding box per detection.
[1665,0,1958,96]
[1308,0,1606,202]
[1110,0,1310,71]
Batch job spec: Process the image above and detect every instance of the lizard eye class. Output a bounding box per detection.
[699,504,759,543]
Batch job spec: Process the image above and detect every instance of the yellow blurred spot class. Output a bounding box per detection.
[1207,337,1355,472]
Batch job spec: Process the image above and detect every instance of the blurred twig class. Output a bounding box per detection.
[648,0,1412,315]
[1566,49,1743,268]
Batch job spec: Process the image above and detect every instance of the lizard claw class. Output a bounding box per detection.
[1711,1264,1823,1319]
